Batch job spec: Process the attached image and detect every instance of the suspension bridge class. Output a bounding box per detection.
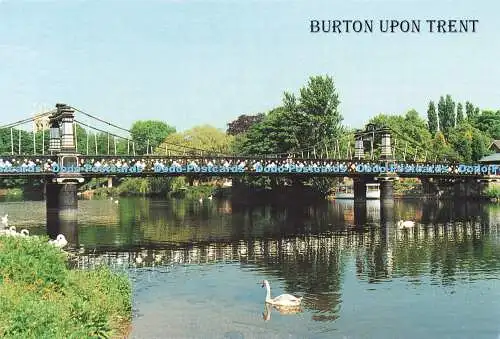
[0,103,499,212]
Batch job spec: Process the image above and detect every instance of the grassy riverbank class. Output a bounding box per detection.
[0,235,131,338]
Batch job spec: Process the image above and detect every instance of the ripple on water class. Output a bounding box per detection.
[4,197,500,338]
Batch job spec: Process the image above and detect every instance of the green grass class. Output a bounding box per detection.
[0,235,131,338]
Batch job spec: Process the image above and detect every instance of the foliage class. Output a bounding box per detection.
[445,122,491,162]
[227,113,265,136]
[445,94,456,130]
[427,101,438,135]
[0,235,131,338]
[115,177,173,196]
[118,178,151,195]
[424,96,495,162]
[456,103,464,125]
[157,125,234,156]
[437,96,446,134]
[130,120,176,155]
[169,177,187,191]
[470,110,500,140]
[2,188,23,201]
[0,128,49,155]
[241,107,301,155]
[368,110,443,160]
[237,75,344,196]
[241,75,343,156]
[485,185,500,199]
[465,101,475,120]
[436,94,456,136]
[170,183,215,199]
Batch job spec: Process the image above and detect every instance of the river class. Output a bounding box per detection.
[1,197,499,338]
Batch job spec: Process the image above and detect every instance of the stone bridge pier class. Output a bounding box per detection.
[45,104,83,243]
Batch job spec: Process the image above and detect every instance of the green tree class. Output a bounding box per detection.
[0,128,34,155]
[369,110,436,161]
[130,120,176,155]
[444,94,455,132]
[241,75,343,157]
[241,107,301,155]
[238,75,344,196]
[470,110,500,140]
[447,123,490,162]
[437,96,446,134]
[465,101,475,120]
[471,132,489,161]
[157,125,234,156]
[456,103,464,125]
[427,101,438,135]
[298,75,343,148]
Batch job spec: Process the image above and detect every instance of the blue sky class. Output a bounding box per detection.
[0,0,498,136]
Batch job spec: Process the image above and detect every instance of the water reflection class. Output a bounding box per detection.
[1,197,500,337]
[70,216,500,323]
[46,210,79,243]
[262,303,302,321]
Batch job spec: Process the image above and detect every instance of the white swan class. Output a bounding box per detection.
[261,280,302,307]
[1,214,8,225]
[114,200,119,204]
[49,234,68,248]
[0,226,16,236]
[8,225,16,235]
[135,254,144,265]
[208,195,213,200]
[19,229,29,237]
[397,220,415,229]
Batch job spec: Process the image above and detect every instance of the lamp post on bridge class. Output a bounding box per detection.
[353,130,367,202]
[352,125,398,205]
[375,127,398,206]
[45,104,83,244]
[48,117,61,154]
[354,135,364,160]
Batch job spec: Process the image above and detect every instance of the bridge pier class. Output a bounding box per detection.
[353,177,367,201]
[379,180,394,203]
[353,201,367,226]
[377,175,398,204]
[380,200,394,227]
[45,181,81,244]
[46,182,79,211]
[47,210,79,245]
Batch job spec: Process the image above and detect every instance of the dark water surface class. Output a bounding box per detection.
[1,198,500,338]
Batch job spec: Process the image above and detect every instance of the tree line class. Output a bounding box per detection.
[1,75,498,195]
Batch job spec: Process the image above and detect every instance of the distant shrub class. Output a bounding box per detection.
[486,185,500,199]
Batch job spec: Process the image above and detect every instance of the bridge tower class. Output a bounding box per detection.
[45,104,83,242]
[353,129,367,201]
[353,125,398,204]
[376,127,398,205]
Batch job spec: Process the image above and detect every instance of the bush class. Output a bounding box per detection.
[486,185,500,199]
[3,188,23,202]
[0,235,131,338]
[170,183,214,199]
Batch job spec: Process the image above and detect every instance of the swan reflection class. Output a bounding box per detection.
[262,302,302,321]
